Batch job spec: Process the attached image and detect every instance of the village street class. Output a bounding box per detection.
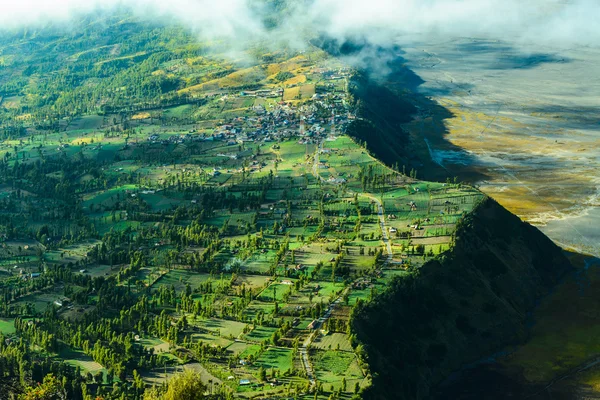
[311,140,325,182]
[300,294,347,387]
[366,195,393,264]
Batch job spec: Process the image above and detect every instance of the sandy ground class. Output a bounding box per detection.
[401,38,600,255]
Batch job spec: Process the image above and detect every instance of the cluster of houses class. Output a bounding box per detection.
[327,176,347,184]
[353,277,376,290]
[142,87,353,152]
[288,264,307,273]
[146,133,202,145]
[239,88,283,98]
[311,67,352,81]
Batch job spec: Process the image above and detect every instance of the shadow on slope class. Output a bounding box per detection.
[313,36,489,182]
[351,198,572,400]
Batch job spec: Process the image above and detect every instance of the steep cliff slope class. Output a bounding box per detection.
[352,198,572,399]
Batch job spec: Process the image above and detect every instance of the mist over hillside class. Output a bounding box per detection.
[2,0,600,53]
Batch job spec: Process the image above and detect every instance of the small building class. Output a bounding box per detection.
[240,379,251,386]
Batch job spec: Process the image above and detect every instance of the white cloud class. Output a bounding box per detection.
[303,0,600,48]
[0,0,598,49]
[0,0,263,42]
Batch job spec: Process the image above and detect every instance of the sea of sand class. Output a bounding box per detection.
[400,38,600,256]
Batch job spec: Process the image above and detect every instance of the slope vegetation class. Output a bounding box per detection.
[352,198,572,399]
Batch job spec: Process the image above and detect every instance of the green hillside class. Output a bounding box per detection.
[0,7,573,400]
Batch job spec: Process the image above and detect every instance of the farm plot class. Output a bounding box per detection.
[196,318,247,339]
[254,347,294,373]
[0,318,15,335]
[59,347,105,375]
[243,326,278,343]
[311,333,353,352]
[312,349,363,384]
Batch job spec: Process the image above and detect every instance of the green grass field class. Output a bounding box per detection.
[197,318,247,339]
[255,347,294,373]
[58,346,105,374]
[312,333,353,352]
[244,326,277,343]
[312,349,363,386]
[0,318,15,335]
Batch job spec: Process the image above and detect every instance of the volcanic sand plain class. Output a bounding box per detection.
[402,38,600,255]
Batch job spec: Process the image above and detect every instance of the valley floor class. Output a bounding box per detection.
[401,38,600,257]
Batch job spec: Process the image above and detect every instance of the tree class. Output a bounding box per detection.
[143,369,206,400]
[94,370,104,385]
[20,375,67,400]
[271,330,281,345]
[133,370,144,392]
[259,366,267,382]
[415,244,425,255]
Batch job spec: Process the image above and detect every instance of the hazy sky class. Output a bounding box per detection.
[0,0,264,40]
[0,0,598,49]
